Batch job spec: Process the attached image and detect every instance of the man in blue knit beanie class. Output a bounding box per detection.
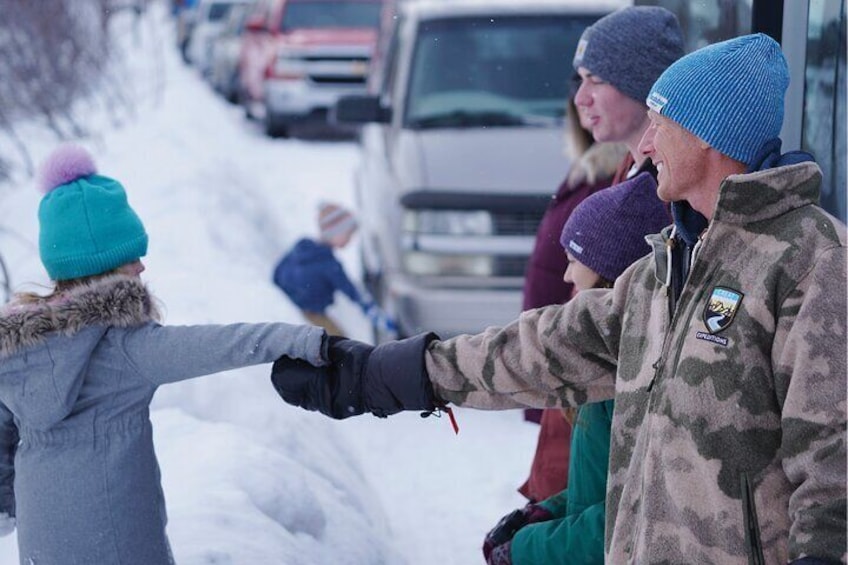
[273,34,847,565]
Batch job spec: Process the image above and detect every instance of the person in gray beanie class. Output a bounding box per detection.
[517,4,684,490]
[573,5,684,177]
[273,32,846,565]
[574,6,684,105]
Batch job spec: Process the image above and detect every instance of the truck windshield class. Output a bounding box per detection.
[406,15,602,128]
[281,2,382,30]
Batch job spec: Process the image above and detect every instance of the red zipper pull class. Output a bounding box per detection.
[444,406,459,435]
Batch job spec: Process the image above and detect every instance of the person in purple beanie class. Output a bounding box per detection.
[484,172,670,565]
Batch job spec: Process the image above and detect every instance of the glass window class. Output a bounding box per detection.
[635,0,752,52]
[803,0,846,221]
[224,4,249,34]
[404,15,602,128]
[281,2,382,30]
[207,2,233,22]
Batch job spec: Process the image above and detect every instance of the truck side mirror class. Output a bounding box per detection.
[333,95,391,124]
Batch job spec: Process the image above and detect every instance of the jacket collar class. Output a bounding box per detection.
[563,142,629,190]
[0,275,159,359]
[648,162,823,287]
[711,161,822,226]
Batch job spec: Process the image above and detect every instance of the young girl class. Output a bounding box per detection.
[0,145,327,565]
[518,88,627,503]
[483,172,670,565]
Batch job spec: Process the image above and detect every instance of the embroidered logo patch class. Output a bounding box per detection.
[574,39,588,63]
[703,287,743,334]
[568,240,583,255]
[647,91,667,114]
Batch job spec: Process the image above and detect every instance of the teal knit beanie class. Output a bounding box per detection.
[646,33,789,165]
[37,145,148,281]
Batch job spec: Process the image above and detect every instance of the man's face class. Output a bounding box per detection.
[574,67,648,146]
[639,110,707,203]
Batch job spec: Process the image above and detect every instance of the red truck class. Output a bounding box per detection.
[237,0,383,137]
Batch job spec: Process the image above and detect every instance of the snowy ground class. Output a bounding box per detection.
[0,5,537,564]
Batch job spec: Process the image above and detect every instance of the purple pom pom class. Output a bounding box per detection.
[38,144,97,193]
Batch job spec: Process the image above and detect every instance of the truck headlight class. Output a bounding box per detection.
[401,210,496,276]
[403,252,492,277]
[403,210,493,236]
[270,52,306,79]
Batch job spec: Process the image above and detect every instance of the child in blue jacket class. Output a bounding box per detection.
[273,202,396,337]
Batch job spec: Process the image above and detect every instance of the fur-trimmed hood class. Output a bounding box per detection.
[565,142,628,189]
[0,275,158,360]
[0,276,159,430]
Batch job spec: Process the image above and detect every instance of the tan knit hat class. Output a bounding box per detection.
[318,202,358,241]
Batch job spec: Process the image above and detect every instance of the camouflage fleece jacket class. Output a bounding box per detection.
[426,162,847,564]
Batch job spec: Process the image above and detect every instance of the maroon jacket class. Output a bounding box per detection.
[522,143,628,310]
[519,142,627,501]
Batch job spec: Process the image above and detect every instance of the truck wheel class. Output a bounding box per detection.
[265,115,289,138]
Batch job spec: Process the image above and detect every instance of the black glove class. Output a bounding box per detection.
[487,542,512,565]
[272,333,440,419]
[482,504,554,561]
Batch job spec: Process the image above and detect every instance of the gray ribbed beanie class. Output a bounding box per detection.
[573,6,684,103]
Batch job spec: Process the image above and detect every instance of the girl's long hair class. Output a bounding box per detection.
[14,268,128,305]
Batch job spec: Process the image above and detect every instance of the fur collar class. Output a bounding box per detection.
[0,275,159,359]
[565,142,628,189]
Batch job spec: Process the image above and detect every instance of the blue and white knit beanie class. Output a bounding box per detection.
[37,145,148,281]
[560,172,670,283]
[573,6,684,103]
[646,33,789,166]
[318,202,357,241]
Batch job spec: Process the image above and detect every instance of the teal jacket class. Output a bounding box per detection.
[511,400,613,565]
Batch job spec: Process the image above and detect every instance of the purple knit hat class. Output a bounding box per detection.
[560,172,670,282]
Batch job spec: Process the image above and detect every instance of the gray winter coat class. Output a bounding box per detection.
[0,275,326,565]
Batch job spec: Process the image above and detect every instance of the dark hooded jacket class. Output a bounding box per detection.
[273,238,366,313]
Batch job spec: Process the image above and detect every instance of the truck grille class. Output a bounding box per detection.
[490,210,544,276]
[400,191,549,279]
[302,55,369,63]
[492,209,546,236]
[310,75,367,85]
[492,256,531,277]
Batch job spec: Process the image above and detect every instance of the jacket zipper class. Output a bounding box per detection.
[632,227,714,559]
[741,472,765,565]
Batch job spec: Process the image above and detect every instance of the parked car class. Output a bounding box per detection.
[335,0,628,339]
[238,0,382,137]
[209,2,252,102]
[187,0,254,76]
